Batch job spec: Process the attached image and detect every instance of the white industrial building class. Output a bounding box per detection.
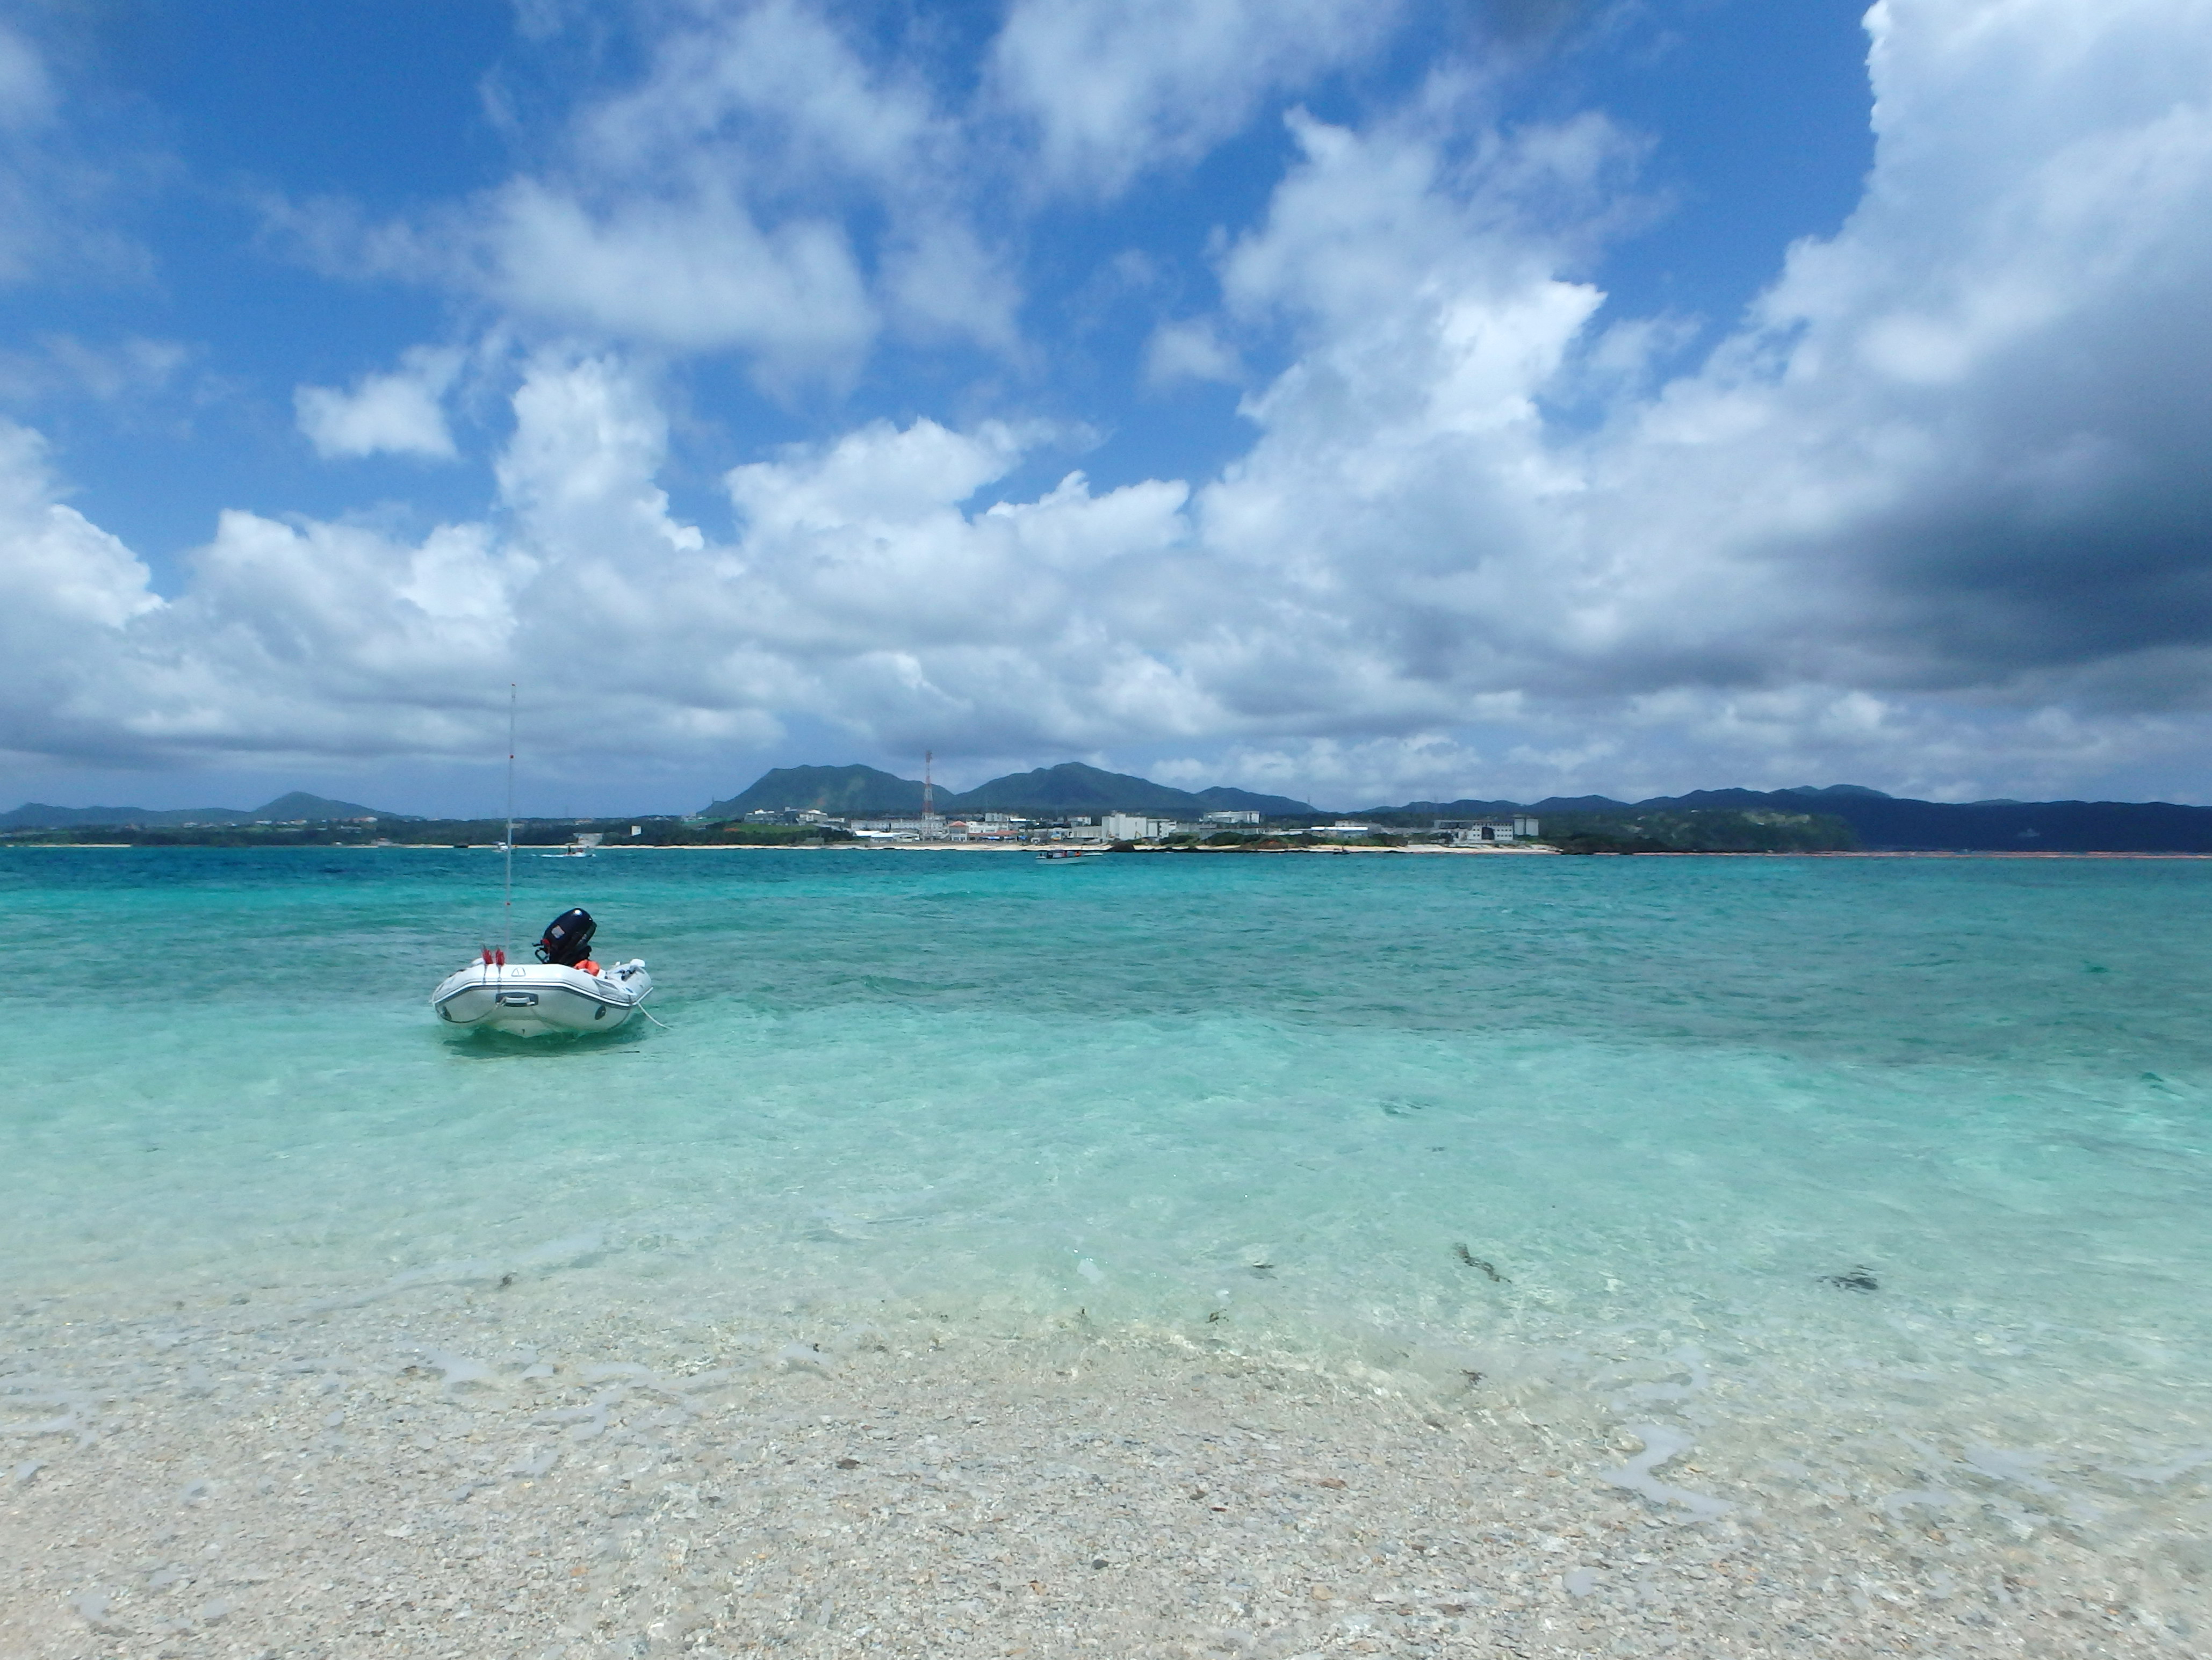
[1435,816,1540,845]
[1101,812,1200,841]
[848,815,945,837]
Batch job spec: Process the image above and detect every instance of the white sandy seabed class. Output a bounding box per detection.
[5,1264,2206,1660]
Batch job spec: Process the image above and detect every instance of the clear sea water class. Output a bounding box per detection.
[8,846,2212,1565]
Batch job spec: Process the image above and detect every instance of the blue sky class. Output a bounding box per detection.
[3,1,2209,813]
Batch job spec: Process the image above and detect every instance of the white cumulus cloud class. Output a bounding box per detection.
[295,347,464,460]
[987,0,1399,197]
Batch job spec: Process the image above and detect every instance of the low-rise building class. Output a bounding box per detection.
[1101,813,1199,841]
[851,815,945,836]
[944,812,1028,840]
[1434,815,1540,845]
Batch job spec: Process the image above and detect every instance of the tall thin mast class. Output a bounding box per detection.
[503,683,516,963]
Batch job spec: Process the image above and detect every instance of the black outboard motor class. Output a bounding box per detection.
[536,907,597,967]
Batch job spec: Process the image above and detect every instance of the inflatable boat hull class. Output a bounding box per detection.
[430,959,652,1036]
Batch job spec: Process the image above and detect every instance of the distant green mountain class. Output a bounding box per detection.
[0,803,220,829]
[254,792,398,822]
[0,792,403,829]
[1190,784,1320,816]
[946,763,1313,816]
[946,762,1187,814]
[1364,784,2212,853]
[703,760,1317,819]
[701,764,931,818]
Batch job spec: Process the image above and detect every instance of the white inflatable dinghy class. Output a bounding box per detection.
[431,955,652,1036]
[431,905,652,1036]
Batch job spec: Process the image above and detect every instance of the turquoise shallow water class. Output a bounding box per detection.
[8,846,2212,1549]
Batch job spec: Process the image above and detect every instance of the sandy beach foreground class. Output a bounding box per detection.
[5,1280,2192,1660]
